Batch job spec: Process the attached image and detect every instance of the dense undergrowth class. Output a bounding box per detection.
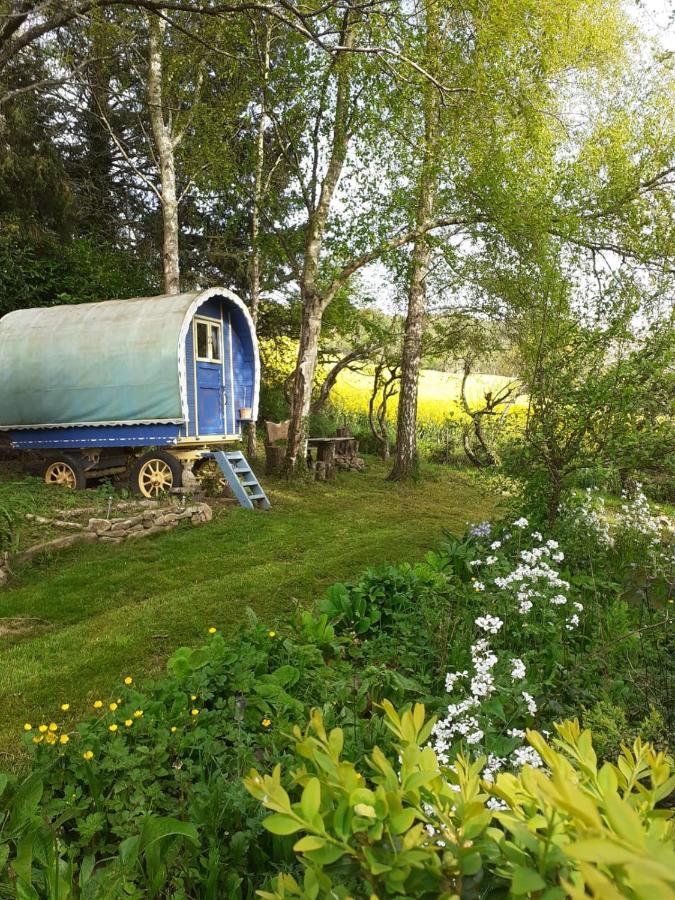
[0,490,673,898]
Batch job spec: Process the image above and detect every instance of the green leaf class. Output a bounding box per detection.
[140,816,199,852]
[389,808,416,835]
[511,866,547,895]
[9,777,42,832]
[304,843,346,866]
[293,836,326,852]
[301,779,321,821]
[263,814,303,836]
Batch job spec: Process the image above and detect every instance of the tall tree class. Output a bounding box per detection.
[387,0,440,480]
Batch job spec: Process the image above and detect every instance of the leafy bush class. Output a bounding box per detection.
[0,504,672,897]
[246,706,675,899]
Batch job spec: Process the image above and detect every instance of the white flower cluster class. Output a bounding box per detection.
[475,614,503,634]
[510,658,526,680]
[484,521,580,631]
[616,486,673,548]
[432,637,539,778]
[563,489,613,547]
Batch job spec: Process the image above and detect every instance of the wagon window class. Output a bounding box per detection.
[196,322,209,359]
[210,323,222,361]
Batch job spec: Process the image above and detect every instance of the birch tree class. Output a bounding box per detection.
[146,14,183,294]
[387,0,440,481]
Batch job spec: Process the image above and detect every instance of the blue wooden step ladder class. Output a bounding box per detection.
[210,450,271,510]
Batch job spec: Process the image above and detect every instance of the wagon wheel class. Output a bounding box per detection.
[130,451,183,499]
[42,455,86,490]
[192,458,232,497]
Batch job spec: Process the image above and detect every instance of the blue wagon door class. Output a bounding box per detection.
[194,317,226,435]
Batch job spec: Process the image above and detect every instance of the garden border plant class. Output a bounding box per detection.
[0,488,672,897]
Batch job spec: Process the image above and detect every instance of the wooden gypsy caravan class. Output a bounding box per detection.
[0,288,270,507]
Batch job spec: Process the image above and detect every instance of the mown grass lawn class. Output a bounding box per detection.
[0,458,495,767]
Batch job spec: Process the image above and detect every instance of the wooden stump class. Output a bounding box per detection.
[265,444,285,475]
[317,441,336,480]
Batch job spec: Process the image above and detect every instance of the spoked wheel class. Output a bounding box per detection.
[130,451,183,499]
[42,455,86,490]
[192,458,231,497]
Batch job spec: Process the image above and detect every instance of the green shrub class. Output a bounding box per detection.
[0,506,672,897]
[246,706,675,899]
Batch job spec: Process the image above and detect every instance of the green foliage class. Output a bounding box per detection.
[246,709,675,899]
[0,493,672,896]
[0,225,158,317]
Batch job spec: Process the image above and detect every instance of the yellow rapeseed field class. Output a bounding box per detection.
[331,367,524,425]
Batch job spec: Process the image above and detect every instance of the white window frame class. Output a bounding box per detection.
[194,317,222,363]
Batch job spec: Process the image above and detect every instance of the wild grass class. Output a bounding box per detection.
[0,457,495,768]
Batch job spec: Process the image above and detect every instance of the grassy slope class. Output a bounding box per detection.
[0,459,494,766]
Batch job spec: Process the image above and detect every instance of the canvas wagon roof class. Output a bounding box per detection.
[0,287,256,430]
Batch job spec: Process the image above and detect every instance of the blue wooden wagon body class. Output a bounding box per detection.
[0,287,259,450]
[0,288,267,501]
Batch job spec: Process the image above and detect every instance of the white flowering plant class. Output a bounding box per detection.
[426,515,601,779]
[613,485,675,576]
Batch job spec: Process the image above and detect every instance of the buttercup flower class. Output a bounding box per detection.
[93,700,103,709]
[208,627,217,634]
[59,734,69,744]
[38,724,48,733]
[191,708,200,716]
[133,709,143,718]
[108,723,118,732]
[109,702,118,711]
[61,703,70,711]
[262,718,271,728]
[23,723,32,731]
[48,723,58,732]
[32,735,43,744]
[125,719,133,727]
[83,750,94,761]
[190,695,197,701]
[124,676,133,685]
[268,630,276,638]
[170,726,177,733]
[46,732,56,744]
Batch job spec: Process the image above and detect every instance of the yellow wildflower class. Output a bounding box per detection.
[93,700,103,709]
[61,703,70,711]
[59,734,69,745]
[46,732,57,744]
[38,724,48,733]
[170,726,177,733]
[23,723,32,732]
[262,718,271,728]
[208,627,217,634]
[32,735,43,744]
[109,702,118,711]
[48,723,58,732]
[108,724,118,732]
[83,750,94,761]
[133,709,143,718]
[268,630,276,638]
[124,676,133,685]
[190,694,197,701]
[191,708,199,717]
[124,719,133,727]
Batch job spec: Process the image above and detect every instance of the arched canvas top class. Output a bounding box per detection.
[0,287,259,430]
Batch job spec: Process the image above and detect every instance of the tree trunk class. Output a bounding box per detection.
[284,301,323,471]
[388,0,440,481]
[247,17,271,459]
[283,12,355,475]
[147,15,180,295]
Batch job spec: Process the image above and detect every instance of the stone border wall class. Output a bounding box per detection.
[0,503,212,587]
